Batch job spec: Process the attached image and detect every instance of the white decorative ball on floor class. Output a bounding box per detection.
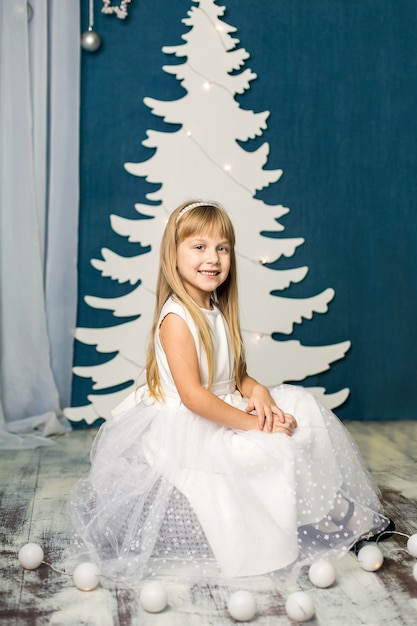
[285,591,315,622]
[413,562,417,582]
[18,543,44,570]
[73,562,101,591]
[357,544,384,571]
[139,581,168,613]
[407,533,417,558]
[308,558,336,588]
[227,590,257,622]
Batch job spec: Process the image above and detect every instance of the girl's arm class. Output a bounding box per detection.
[240,374,297,434]
[159,313,295,435]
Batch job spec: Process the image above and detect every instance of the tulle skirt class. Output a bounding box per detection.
[67,384,389,584]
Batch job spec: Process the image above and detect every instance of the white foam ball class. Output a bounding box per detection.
[308,558,336,588]
[407,533,417,558]
[285,591,315,622]
[73,562,101,591]
[227,590,257,622]
[139,581,168,613]
[18,543,44,570]
[413,562,417,582]
[357,544,384,572]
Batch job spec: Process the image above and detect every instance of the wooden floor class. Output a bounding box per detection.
[1,420,417,625]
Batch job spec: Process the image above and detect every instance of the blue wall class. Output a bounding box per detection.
[75,0,417,421]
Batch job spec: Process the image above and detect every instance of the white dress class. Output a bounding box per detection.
[67,297,389,583]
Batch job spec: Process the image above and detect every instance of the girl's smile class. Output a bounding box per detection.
[176,233,231,308]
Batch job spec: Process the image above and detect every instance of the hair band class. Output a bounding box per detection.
[176,200,223,223]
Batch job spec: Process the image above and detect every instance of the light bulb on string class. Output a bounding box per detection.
[308,559,336,588]
[237,251,273,268]
[182,129,253,195]
[73,562,101,591]
[198,5,227,51]
[81,0,101,52]
[18,543,44,570]
[140,581,168,613]
[186,61,233,98]
[406,533,417,557]
[285,591,315,623]
[227,590,257,622]
[242,330,266,345]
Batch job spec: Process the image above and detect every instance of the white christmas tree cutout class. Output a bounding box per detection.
[65,0,350,424]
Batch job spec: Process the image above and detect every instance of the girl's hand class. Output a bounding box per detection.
[245,384,297,436]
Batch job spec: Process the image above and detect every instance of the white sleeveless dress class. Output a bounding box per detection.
[67,297,388,583]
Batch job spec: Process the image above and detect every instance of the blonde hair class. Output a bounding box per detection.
[145,200,247,400]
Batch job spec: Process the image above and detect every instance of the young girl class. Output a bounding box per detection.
[68,200,390,583]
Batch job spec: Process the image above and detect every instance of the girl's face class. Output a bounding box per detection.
[176,231,231,308]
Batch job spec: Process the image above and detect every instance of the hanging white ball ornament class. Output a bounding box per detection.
[139,581,168,613]
[18,543,44,570]
[81,29,101,52]
[285,591,315,623]
[357,544,384,572]
[308,558,336,588]
[227,590,257,622]
[73,562,101,591]
[407,533,417,558]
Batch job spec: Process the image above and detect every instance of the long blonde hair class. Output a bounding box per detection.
[145,200,247,400]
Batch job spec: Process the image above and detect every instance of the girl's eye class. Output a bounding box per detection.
[195,245,204,250]
[218,246,229,253]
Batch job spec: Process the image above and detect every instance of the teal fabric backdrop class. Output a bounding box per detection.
[74,0,417,421]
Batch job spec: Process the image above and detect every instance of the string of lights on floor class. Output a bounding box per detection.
[16,531,417,623]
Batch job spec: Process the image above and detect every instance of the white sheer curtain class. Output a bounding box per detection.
[0,0,80,448]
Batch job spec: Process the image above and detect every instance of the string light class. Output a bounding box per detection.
[184,130,253,194]
[227,591,257,621]
[198,5,228,51]
[139,581,169,613]
[187,62,231,96]
[18,543,44,570]
[242,330,268,344]
[73,562,101,591]
[180,26,279,260]
[236,251,273,267]
[308,559,336,588]
[15,531,417,620]
[357,545,384,572]
[285,591,315,623]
